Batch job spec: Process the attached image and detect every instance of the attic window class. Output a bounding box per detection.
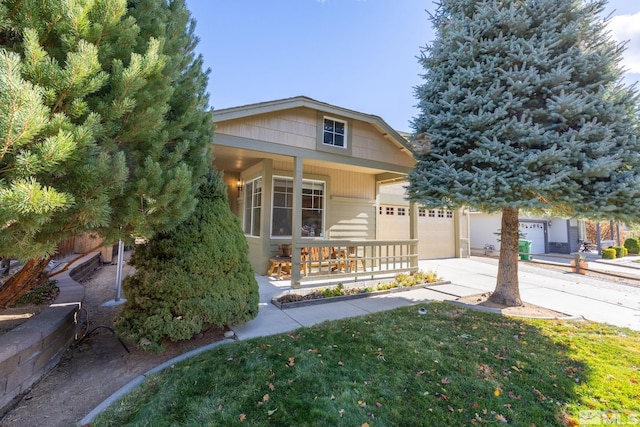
[323,117,346,148]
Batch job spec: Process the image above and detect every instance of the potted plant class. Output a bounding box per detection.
[570,253,588,274]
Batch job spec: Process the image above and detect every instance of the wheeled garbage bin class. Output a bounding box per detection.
[518,239,532,260]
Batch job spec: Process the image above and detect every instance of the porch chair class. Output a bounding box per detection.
[346,246,366,273]
[301,246,344,276]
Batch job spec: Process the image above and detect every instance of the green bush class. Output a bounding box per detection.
[115,172,259,352]
[611,246,627,258]
[624,238,640,255]
[602,248,616,259]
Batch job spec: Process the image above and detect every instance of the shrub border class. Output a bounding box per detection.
[271,280,452,309]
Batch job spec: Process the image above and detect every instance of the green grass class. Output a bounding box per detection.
[93,303,640,426]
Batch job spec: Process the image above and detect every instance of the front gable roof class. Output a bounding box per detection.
[213,96,414,155]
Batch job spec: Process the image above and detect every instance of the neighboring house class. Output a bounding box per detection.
[212,96,469,286]
[470,212,585,256]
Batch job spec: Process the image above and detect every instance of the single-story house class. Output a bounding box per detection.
[470,213,590,256]
[212,96,470,287]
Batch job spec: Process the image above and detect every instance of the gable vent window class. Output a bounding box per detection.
[323,117,346,148]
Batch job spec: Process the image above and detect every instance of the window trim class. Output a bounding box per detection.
[316,112,353,156]
[242,177,262,237]
[322,116,347,149]
[270,176,326,239]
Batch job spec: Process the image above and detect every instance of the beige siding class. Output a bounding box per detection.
[215,108,317,150]
[351,122,415,168]
[271,160,377,200]
[246,237,269,275]
[327,200,376,240]
[216,109,415,169]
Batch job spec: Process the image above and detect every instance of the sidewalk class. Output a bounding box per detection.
[230,256,640,339]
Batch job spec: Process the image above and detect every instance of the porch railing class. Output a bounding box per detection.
[290,239,419,288]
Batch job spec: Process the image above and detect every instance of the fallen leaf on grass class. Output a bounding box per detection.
[239,414,246,422]
[287,357,295,367]
[263,394,270,402]
[267,408,278,416]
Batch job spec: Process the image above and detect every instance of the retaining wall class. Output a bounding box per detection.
[0,252,100,414]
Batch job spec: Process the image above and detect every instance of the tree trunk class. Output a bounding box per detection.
[488,206,522,307]
[0,257,51,309]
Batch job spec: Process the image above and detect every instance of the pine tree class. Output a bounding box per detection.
[0,0,214,306]
[408,0,640,306]
[115,172,259,352]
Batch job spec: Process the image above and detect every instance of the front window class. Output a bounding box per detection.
[243,177,262,236]
[323,117,346,148]
[271,178,325,237]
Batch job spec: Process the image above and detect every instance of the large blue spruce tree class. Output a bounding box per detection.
[408,0,640,306]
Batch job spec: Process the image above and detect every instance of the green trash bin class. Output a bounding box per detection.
[518,239,532,260]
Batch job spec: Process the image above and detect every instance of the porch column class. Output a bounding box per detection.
[290,156,303,288]
[409,201,418,269]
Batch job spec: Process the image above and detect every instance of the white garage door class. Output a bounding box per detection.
[518,222,546,255]
[378,206,455,259]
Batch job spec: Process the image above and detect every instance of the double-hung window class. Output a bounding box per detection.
[271,177,325,237]
[243,177,262,236]
[323,117,346,148]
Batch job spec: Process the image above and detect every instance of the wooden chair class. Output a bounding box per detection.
[301,246,343,276]
[346,246,366,273]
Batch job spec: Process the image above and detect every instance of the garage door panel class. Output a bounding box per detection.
[418,218,455,259]
[379,205,456,259]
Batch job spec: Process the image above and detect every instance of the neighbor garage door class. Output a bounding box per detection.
[378,206,455,259]
[518,221,546,255]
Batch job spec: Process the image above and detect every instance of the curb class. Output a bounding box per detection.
[271,281,452,309]
[79,338,236,426]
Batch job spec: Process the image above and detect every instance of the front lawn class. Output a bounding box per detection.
[93,303,639,426]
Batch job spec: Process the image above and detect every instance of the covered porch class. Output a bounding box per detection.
[212,97,422,288]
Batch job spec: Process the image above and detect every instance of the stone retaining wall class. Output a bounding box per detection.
[0,252,99,414]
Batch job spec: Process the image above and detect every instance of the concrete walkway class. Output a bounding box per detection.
[230,256,640,339]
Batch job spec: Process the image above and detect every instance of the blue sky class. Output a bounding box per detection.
[185,0,640,132]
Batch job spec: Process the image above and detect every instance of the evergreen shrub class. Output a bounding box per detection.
[601,248,616,259]
[115,172,259,352]
[624,238,640,255]
[611,246,627,258]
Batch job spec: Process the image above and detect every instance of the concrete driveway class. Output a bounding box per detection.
[231,256,640,340]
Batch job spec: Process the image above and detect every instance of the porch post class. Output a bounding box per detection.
[290,156,303,288]
[409,201,418,269]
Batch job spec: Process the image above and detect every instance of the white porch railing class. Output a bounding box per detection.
[289,239,419,288]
